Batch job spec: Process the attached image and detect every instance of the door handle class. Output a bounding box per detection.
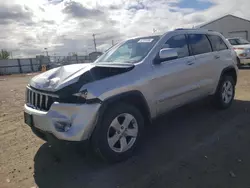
[214,55,220,59]
[186,61,194,65]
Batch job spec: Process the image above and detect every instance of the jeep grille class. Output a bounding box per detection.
[26,87,58,111]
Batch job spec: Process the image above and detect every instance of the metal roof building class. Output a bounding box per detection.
[199,14,250,40]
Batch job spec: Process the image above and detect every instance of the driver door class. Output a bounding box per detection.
[151,34,199,115]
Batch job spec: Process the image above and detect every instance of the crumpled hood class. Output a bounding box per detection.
[30,63,134,92]
[30,63,95,91]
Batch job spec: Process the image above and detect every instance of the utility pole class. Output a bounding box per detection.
[53,53,56,62]
[92,34,97,52]
[44,48,49,56]
[112,40,114,46]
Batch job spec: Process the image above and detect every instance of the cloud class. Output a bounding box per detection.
[0,4,34,25]
[39,6,45,12]
[48,0,64,5]
[126,1,149,11]
[41,19,56,25]
[62,1,104,19]
[0,0,249,58]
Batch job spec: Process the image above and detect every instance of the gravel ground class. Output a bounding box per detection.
[1,69,250,188]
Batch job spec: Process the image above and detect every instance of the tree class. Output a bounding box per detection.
[0,50,10,59]
[72,52,78,56]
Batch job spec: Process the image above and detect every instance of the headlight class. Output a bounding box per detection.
[73,90,88,98]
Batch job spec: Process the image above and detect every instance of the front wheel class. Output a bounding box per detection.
[91,103,144,163]
[212,75,235,109]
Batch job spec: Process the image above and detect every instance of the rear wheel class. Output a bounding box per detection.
[91,103,144,163]
[212,75,235,109]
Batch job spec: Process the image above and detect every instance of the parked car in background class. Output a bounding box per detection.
[227,37,250,67]
[24,29,238,162]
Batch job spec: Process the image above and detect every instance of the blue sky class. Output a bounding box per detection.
[177,0,214,10]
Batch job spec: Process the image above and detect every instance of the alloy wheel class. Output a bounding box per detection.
[222,80,233,104]
[107,113,138,153]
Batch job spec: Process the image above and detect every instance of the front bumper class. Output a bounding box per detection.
[239,58,250,65]
[24,102,101,141]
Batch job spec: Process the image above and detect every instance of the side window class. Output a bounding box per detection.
[188,34,212,55]
[163,35,189,58]
[208,35,228,51]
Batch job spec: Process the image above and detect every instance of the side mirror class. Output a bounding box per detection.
[154,48,178,64]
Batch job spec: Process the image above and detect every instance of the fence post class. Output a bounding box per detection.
[39,58,42,71]
[29,58,34,72]
[17,59,22,73]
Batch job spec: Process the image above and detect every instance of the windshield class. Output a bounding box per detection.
[95,36,160,64]
[228,38,250,45]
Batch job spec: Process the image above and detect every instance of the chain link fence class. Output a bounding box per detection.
[0,54,98,75]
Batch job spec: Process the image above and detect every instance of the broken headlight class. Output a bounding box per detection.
[72,90,88,99]
[55,90,87,103]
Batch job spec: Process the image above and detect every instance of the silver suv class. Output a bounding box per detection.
[24,29,238,162]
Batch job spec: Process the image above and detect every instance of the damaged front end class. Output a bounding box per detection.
[27,63,135,110]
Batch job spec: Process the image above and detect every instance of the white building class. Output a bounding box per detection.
[199,14,250,41]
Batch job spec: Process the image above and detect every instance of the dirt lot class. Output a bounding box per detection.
[1,70,250,188]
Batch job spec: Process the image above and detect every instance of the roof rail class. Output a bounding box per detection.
[174,28,215,32]
[174,28,190,30]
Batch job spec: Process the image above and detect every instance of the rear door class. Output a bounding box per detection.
[187,33,218,95]
[207,34,231,77]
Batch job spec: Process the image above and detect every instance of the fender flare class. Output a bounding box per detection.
[97,90,152,124]
[214,66,237,94]
[220,66,237,84]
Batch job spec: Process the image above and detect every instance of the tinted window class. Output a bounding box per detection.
[208,35,228,51]
[163,35,189,58]
[188,34,212,55]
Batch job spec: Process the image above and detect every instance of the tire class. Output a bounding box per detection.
[237,57,242,68]
[212,75,235,109]
[91,102,144,163]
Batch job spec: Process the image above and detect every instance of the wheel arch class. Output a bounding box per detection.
[213,66,237,95]
[220,66,237,85]
[98,90,152,126]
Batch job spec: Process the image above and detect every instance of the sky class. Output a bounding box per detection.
[0,0,249,57]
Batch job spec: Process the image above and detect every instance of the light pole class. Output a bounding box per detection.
[92,34,97,52]
[44,48,49,57]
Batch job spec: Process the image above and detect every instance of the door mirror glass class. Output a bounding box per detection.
[155,48,178,64]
